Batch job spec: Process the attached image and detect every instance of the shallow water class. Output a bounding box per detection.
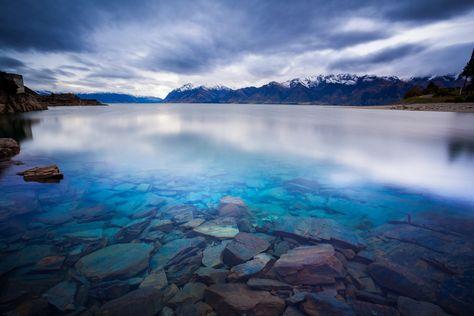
[1,103,473,314]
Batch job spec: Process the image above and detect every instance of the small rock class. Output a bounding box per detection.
[151,237,205,270]
[397,296,449,316]
[193,217,239,239]
[99,287,164,316]
[205,283,285,316]
[223,232,270,266]
[227,253,273,282]
[140,269,168,290]
[34,255,65,272]
[166,205,196,223]
[168,282,207,306]
[274,244,345,285]
[42,281,77,312]
[89,280,131,301]
[247,278,292,291]
[181,218,205,229]
[283,306,305,316]
[351,300,399,316]
[302,291,355,316]
[149,219,174,232]
[160,306,175,316]
[202,240,230,268]
[17,165,64,183]
[195,267,229,285]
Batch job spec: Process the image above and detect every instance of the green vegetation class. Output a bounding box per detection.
[403,49,474,104]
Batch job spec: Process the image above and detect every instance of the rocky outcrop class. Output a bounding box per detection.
[0,72,103,114]
[0,72,47,114]
[0,138,20,161]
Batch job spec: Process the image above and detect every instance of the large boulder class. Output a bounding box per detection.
[0,138,20,161]
[274,244,345,285]
[272,216,365,251]
[223,232,270,266]
[75,243,153,281]
[205,283,285,316]
[99,287,164,316]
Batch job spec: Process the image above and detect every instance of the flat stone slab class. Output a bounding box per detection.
[274,244,345,285]
[228,253,273,282]
[193,217,239,239]
[202,240,231,268]
[42,281,77,312]
[17,165,64,183]
[223,232,270,266]
[272,216,365,251]
[75,243,153,281]
[140,270,168,290]
[100,287,164,316]
[150,237,206,270]
[205,283,285,316]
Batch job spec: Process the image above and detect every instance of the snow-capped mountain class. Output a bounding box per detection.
[164,74,462,105]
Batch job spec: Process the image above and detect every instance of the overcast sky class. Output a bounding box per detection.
[1,0,473,97]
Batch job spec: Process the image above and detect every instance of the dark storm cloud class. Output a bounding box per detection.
[330,44,427,71]
[0,0,473,89]
[0,56,26,70]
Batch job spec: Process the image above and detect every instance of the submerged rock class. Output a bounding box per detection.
[168,282,207,306]
[223,232,270,266]
[205,283,285,316]
[228,253,273,282]
[34,255,65,272]
[397,296,449,316]
[99,287,164,316]
[0,138,20,161]
[166,204,196,223]
[17,165,64,183]
[302,291,355,316]
[140,269,168,290]
[274,244,345,285]
[151,237,206,270]
[194,266,229,285]
[247,278,292,291]
[368,260,433,301]
[272,216,365,251]
[76,243,153,281]
[42,281,77,312]
[89,280,132,301]
[193,217,239,239]
[202,240,231,268]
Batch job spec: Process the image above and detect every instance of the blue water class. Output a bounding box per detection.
[1,104,473,234]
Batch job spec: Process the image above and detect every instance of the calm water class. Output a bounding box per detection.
[1,103,473,314]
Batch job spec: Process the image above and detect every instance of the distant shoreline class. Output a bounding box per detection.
[348,102,474,113]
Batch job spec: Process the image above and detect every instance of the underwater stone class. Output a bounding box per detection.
[34,255,65,272]
[194,266,229,285]
[302,291,355,316]
[181,218,205,229]
[272,216,366,251]
[140,269,168,290]
[274,244,345,285]
[397,296,449,316]
[247,278,292,291]
[89,280,131,301]
[99,287,164,316]
[228,253,274,282]
[202,240,231,268]
[350,300,399,316]
[166,204,196,223]
[42,281,77,312]
[205,283,285,316]
[0,244,54,276]
[75,243,153,281]
[149,219,174,232]
[150,237,206,270]
[168,282,207,306]
[193,217,239,239]
[223,232,271,266]
[369,260,434,302]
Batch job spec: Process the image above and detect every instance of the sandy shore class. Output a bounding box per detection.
[351,103,474,113]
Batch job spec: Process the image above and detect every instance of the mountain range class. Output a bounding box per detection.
[163,74,463,105]
[37,92,163,103]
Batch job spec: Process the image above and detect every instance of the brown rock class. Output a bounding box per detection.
[34,255,65,272]
[397,296,449,316]
[0,138,20,161]
[227,253,273,282]
[302,291,355,316]
[351,300,399,316]
[223,232,270,266]
[274,244,345,285]
[205,283,285,316]
[17,165,63,183]
[99,287,164,316]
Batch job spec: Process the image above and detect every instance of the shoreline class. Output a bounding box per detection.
[349,102,474,113]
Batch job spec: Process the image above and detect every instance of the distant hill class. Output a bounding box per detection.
[164,74,463,105]
[74,93,162,103]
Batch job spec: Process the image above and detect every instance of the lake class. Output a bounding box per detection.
[1,103,473,314]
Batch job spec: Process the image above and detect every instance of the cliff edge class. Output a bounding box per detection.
[0,72,47,114]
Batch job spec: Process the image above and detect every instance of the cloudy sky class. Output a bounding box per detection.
[1,0,473,97]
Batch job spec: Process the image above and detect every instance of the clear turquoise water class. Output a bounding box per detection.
[1,103,473,236]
